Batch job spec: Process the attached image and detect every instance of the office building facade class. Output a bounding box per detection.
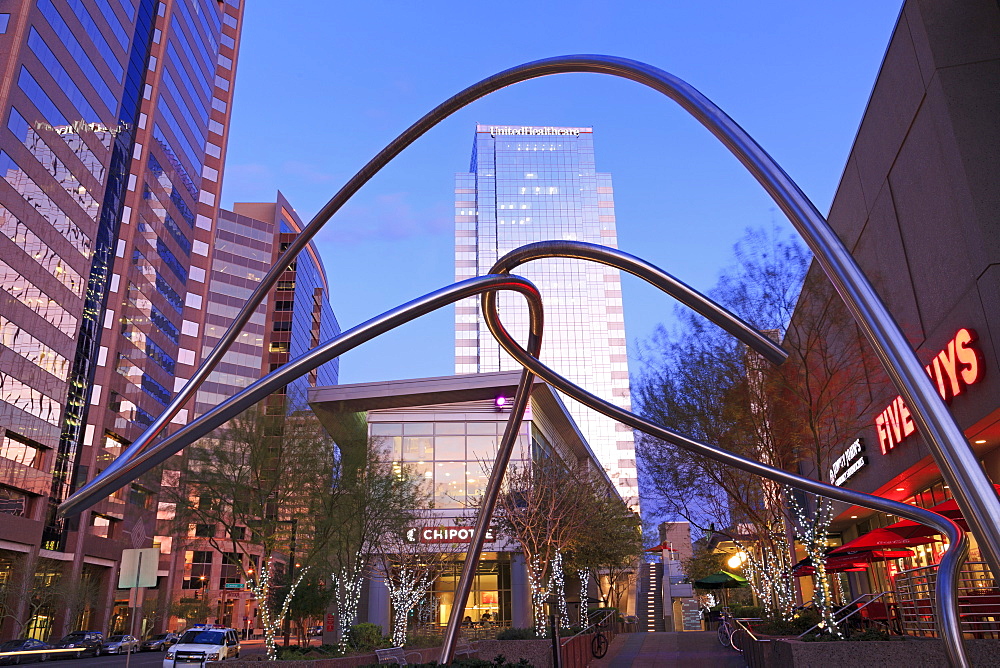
[0,0,245,640]
[454,125,638,508]
[155,194,340,634]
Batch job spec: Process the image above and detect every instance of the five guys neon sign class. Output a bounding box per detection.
[876,328,983,455]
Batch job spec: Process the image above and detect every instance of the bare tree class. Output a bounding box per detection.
[312,412,422,649]
[636,226,879,628]
[161,404,333,659]
[377,511,465,646]
[569,492,643,613]
[492,459,593,636]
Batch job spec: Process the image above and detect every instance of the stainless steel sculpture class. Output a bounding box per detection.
[58,55,991,666]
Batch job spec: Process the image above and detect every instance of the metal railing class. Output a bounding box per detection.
[895,561,1000,639]
[560,609,619,668]
[798,592,888,637]
[731,617,771,668]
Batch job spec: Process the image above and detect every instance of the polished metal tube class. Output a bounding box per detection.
[483,241,969,667]
[59,55,989,665]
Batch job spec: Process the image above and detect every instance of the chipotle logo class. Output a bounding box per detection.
[876,328,982,455]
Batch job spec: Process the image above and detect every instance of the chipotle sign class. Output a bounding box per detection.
[876,328,982,455]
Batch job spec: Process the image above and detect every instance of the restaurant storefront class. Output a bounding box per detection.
[790,0,1000,636]
[308,371,632,640]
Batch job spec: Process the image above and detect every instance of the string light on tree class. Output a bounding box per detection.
[248,565,310,661]
[787,487,841,638]
[384,564,433,646]
[549,549,569,630]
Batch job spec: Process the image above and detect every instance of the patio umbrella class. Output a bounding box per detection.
[830,520,941,552]
[792,548,914,576]
[833,484,1000,555]
[644,541,678,552]
[694,571,748,607]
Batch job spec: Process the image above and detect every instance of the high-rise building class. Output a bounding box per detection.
[155,193,340,633]
[0,0,244,640]
[454,125,638,508]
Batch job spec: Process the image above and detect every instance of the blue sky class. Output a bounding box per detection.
[221,1,903,386]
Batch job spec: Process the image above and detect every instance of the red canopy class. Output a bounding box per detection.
[644,541,678,552]
[829,485,1000,554]
[792,548,913,576]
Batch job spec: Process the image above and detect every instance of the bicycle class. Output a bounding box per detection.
[591,629,609,658]
[716,608,740,651]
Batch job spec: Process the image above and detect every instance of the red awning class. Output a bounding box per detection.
[792,548,914,576]
[645,541,678,552]
[830,485,1000,554]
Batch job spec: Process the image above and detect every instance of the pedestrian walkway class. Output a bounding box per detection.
[590,631,744,667]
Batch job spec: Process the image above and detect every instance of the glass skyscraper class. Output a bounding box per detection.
[454,125,638,508]
[0,0,246,640]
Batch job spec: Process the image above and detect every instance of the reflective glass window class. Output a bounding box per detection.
[142,302,178,345]
[0,372,62,425]
[0,205,85,299]
[0,433,44,467]
[0,149,94,261]
[27,28,102,122]
[435,436,464,461]
[141,373,170,406]
[155,237,186,284]
[8,109,99,221]
[0,258,77,336]
[18,66,68,126]
[0,314,70,380]
[401,436,432,462]
[37,0,118,108]
[155,273,182,313]
[62,0,124,80]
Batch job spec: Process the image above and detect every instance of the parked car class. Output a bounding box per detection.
[308,625,322,636]
[101,634,140,654]
[142,632,179,652]
[164,626,240,667]
[0,638,53,664]
[50,631,104,659]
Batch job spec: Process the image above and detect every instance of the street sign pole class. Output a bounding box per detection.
[125,550,141,668]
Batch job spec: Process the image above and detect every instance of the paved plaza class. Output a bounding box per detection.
[592,631,745,667]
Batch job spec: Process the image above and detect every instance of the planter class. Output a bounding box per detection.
[771,638,1000,667]
[476,639,553,667]
[210,646,443,667]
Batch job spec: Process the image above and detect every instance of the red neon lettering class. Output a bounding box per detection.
[876,412,891,454]
[887,401,902,443]
[936,339,961,399]
[956,328,981,385]
[929,357,947,399]
[875,328,983,455]
[899,399,915,438]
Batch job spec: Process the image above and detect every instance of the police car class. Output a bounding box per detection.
[164,625,240,666]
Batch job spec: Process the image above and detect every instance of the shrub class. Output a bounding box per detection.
[495,627,538,640]
[753,609,821,636]
[348,622,389,651]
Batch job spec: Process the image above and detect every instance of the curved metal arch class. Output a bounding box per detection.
[473,240,968,667]
[55,54,990,666]
[65,56,1000,585]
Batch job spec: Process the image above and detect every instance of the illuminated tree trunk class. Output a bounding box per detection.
[249,566,310,660]
[384,566,432,646]
[549,550,569,629]
[527,555,549,638]
[331,560,365,651]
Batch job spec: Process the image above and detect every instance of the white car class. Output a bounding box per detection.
[163,626,240,666]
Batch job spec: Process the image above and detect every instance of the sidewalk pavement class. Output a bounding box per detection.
[590,631,745,667]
